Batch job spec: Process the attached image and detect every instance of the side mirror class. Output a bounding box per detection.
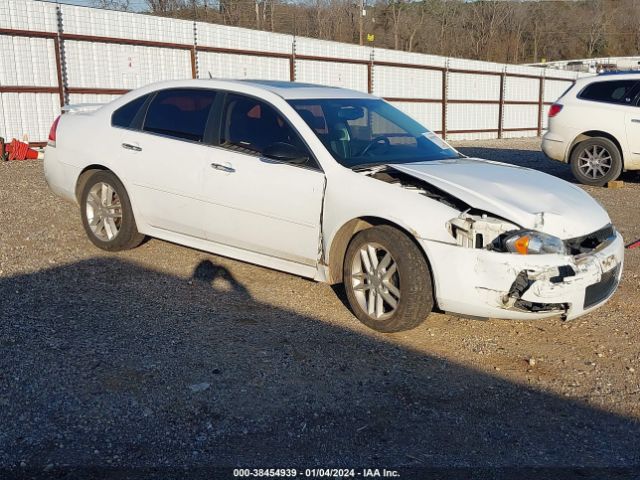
[263,142,309,165]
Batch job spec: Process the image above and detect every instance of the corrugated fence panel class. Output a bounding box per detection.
[448,57,503,74]
[196,22,292,55]
[544,78,574,103]
[448,72,501,101]
[373,65,441,99]
[374,48,447,69]
[0,0,58,32]
[503,104,539,130]
[0,93,59,141]
[60,4,193,45]
[295,37,371,61]
[504,76,539,102]
[64,41,192,90]
[391,102,442,133]
[198,52,289,81]
[295,60,368,92]
[0,35,58,87]
[447,103,499,136]
[2,0,595,143]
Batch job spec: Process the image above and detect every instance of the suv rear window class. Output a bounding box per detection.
[578,80,638,105]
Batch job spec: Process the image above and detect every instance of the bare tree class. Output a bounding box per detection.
[93,0,131,10]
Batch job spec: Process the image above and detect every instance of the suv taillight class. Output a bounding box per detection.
[548,104,563,118]
[48,115,61,147]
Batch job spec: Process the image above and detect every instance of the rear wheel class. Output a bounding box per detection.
[570,137,622,186]
[80,170,144,251]
[343,225,433,333]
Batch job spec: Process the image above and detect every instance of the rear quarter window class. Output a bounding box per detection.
[111,94,150,129]
[578,80,638,105]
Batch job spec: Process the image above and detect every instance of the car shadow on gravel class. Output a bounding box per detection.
[1,258,640,477]
[456,146,640,185]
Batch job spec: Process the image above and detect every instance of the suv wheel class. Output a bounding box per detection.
[80,170,145,251]
[343,225,433,333]
[570,137,622,186]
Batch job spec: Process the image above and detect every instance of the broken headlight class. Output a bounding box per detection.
[502,230,567,255]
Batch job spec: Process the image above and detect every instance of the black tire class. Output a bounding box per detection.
[80,170,144,251]
[343,225,434,333]
[570,137,622,187]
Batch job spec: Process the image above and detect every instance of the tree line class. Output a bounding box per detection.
[96,0,640,63]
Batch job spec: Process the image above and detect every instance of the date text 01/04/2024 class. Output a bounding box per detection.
[232,468,401,477]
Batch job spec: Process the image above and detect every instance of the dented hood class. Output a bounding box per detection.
[389,158,610,239]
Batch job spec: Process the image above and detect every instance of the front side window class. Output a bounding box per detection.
[220,93,308,156]
[111,93,150,129]
[578,80,638,105]
[143,89,217,142]
[288,98,459,169]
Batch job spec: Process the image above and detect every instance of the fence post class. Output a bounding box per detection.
[498,68,506,139]
[368,49,374,94]
[441,59,448,139]
[289,37,296,82]
[191,21,198,79]
[537,74,545,137]
[54,5,67,107]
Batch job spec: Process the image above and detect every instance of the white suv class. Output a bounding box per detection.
[542,72,640,186]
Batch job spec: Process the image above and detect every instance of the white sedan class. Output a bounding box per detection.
[44,80,624,332]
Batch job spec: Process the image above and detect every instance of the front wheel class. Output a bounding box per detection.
[343,225,434,333]
[80,170,145,251]
[570,137,622,186]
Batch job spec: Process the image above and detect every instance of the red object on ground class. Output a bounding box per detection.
[1,138,40,161]
[627,239,640,250]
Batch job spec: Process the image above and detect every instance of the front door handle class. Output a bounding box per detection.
[210,162,235,173]
[632,119,640,123]
[122,143,142,152]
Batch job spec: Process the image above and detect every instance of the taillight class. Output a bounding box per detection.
[548,104,563,118]
[48,115,61,147]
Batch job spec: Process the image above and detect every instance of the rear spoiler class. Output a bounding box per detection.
[61,103,105,114]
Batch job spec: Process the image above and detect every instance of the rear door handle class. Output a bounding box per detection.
[210,162,235,173]
[632,119,640,123]
[122,143,142,152]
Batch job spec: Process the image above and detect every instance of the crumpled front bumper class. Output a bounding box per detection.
[421,232,624,320]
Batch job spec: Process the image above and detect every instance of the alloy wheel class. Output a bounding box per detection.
[351,242,401,320]
[577,144,612,180]
[85,182,123,241]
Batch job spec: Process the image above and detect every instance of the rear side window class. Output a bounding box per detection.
[112,94,150,129]
[143,89,217,142]
[578,80,638,105]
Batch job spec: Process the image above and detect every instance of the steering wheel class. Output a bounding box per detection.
[360,135,391,156]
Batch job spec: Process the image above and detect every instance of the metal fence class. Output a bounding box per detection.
[0,0,585,146]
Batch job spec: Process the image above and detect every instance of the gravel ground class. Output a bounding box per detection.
[0,138,639,476]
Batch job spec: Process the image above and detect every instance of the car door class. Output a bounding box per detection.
[116,88,218,239]
[624,84,640,163]
[201,92,325,268]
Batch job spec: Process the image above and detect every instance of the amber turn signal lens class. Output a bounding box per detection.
[513,235,530,254]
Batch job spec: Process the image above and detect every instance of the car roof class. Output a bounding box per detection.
[238,79,373,99]
[138,79,375,100]
[575,72,640,86]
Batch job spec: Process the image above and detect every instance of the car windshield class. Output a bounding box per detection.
[288,98,459,168]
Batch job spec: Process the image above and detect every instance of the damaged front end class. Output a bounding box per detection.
[445,210,621,318]
[362,165,624,320]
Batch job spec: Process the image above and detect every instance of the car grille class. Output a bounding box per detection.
[565,224,615,255]
[583,266,620,309]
